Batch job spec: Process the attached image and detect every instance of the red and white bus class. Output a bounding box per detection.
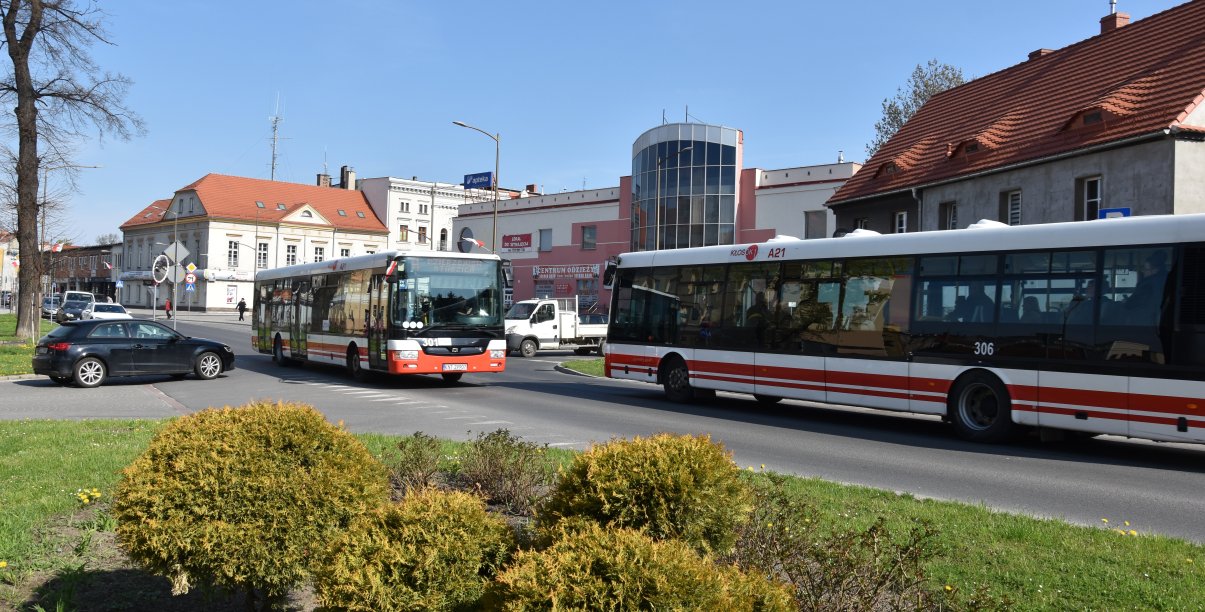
[605,214,1205,444]
[254,250,509,382]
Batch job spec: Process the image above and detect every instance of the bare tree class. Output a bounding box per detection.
[866,59,965,158]
[94,231,117,244]
[0,0,143,340]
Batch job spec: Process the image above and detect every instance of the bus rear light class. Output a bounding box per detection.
[490,349,506,359]
[393,350,419,360]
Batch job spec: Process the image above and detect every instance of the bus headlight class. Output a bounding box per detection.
[490,349,506,359]
[393,350,419,360]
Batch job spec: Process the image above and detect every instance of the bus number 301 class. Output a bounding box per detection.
[974,341,995,356]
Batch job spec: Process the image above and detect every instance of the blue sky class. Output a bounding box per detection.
[50,0,1183,243]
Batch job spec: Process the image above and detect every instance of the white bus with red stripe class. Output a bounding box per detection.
[253,250,508,382]
[604,214,1205,444]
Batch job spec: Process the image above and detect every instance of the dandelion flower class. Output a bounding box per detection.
[1124,520,1130,527]
[1129,530,1138,536]
[760,463,765,470]
[0,561,7,569]
[944,585,953,592]
[1101,518,1109,524]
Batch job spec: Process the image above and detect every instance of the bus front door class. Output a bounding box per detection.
[368,274,388,370]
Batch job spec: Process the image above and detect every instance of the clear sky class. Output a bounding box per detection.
[47,0,1184,244]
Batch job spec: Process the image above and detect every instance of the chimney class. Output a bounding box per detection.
[339,165,356,190]
[525,183,539,194]
[1028,48,1054,60]
[316,173,331,188]
[1100,11,1130,33]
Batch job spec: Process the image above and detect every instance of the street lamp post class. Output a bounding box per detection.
[453,121,500,253]
[654,145,692,251]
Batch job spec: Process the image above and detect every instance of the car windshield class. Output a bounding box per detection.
[94,304,123,313]
[505,303,537,319]
[63,301,88,310]
[43,297,60,305]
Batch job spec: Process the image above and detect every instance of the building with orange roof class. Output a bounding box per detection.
[118,171,390,310]
[828,2,1205,233]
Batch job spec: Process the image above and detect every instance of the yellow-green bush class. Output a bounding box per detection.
[490,521,794,611]
[537,433,752,554]
[315,488,515,611]
[112,401,389,607]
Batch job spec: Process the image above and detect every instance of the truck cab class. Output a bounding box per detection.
[505,297,608,357]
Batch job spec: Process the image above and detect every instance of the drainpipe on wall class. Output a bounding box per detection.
[911,187,923,231]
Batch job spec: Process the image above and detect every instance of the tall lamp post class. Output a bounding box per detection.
[148,202,180,329]
[654,146,692,251]
[452,121,500,253]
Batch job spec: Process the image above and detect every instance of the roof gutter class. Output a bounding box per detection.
[831,129,1170,207]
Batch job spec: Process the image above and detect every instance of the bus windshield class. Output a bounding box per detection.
[392,257,503,329]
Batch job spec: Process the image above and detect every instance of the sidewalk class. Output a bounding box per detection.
[125,306,250,326]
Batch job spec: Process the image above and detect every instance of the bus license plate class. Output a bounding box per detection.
[443,363,467,371]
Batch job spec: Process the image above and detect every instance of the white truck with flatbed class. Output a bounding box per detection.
[505,297,608,357]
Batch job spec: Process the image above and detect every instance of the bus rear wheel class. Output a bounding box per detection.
[273,336,290,366]
[949,372,1018,443]
[661,356,694,403]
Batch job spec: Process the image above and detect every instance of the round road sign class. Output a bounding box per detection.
[184,272,197,284]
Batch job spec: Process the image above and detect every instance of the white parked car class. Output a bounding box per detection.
[89,303,133,320]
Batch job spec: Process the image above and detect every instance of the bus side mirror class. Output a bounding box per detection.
[602,260,617,289]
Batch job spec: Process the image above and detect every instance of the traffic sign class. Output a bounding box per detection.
[185,283,195,292]
[162,241,189,263]
[184,272,197,284]
[186,262,197,273]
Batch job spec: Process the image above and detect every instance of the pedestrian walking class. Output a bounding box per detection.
[164,297,173,319]
[237,298,247,321]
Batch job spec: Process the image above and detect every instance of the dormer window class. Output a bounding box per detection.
[300,211,313,218]
[964,142,980,154]
[877,162,899,178]
[1083,110,1103,125]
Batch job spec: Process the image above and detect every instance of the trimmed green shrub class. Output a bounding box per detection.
[490,521,794,611]
[538,433,752,554]
[315,488,515,611]
[392,431,444,493]
[458,429,552,514]
[112,401,390,609]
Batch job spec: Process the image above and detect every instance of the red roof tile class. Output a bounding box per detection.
[832,1,1205,205]
[119,174,387,233]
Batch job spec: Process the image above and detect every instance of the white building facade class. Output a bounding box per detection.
[358,176,496,252]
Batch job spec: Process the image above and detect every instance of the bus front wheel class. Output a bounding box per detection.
[661,356,694,403]
[441,372,463,384]
[347,345,366,381]
[949,372,1018,443]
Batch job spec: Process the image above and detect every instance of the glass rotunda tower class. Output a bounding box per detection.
[630,123,742,252]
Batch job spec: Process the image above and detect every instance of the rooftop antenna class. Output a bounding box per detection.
[662,109,667,125]
[269,94,283,181]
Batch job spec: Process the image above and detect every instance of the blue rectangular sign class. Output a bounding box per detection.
[1098,207,1131,219]
[464,172,493,190]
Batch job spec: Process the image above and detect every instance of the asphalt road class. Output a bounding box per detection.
[5,317,1205,543]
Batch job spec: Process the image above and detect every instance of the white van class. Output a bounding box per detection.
[61,290,96,305]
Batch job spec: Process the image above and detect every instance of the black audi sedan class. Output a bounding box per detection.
[32,319,235,388]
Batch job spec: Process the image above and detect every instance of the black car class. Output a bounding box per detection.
[55,299,94,323]
[32,319,236,388]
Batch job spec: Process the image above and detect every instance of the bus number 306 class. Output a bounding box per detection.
[974,341,996,356]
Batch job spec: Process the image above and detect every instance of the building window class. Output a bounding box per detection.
[804,210,826,239]
[439,229,448,251]
[581,225,596,250]
[539,228,552,252]
[894,211,908,234]
[418,226,428,245]
[1077,176,1102,221]
[419,203,428,215]
[1000,190,1022,225]
[313,246,324,263]
[401,202,410,213]
[227,241,239,268]
[400,225,410,242]
[340,248,350,257]
[365,249,375,255]
[854,218,870,230]
[940,201,958,230]
[257,242,269,269]
[286,244,297,265]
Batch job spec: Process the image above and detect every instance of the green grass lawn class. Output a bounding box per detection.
[0,313,55,376]
[561,357,604,377]
[1,418,1201,610]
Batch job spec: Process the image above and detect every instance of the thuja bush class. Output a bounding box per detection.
[723,473,1011,611]
[315,488,515,612]
[112,401,390,610]
[392,431,444,494]
[538,433,752,554]
[490,520,794,611]
[458,428,552,514]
